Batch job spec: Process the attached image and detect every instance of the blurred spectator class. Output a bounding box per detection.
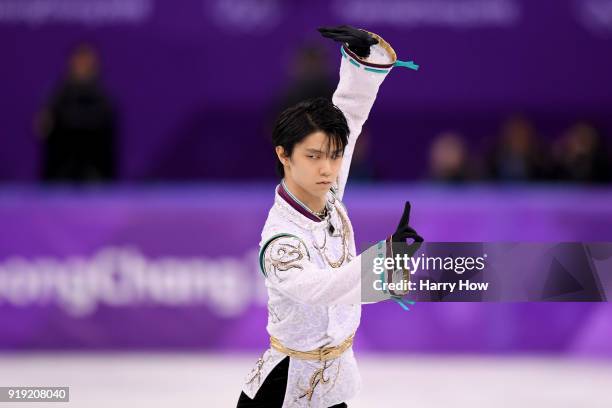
[429,131,470,182]
[487,115,548,181]
[277,43,334,109]
[552,122,611,183]
[37,43,117,182]
[266,43,334,131]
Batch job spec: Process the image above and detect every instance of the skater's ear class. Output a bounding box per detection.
[275,146,290,166]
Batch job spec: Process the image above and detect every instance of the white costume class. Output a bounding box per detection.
[242,33,402,407]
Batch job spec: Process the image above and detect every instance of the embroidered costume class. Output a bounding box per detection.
[240,29,416,408]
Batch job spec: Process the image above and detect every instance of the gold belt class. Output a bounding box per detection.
[270,333,355,361]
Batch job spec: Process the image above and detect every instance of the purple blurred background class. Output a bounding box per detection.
[1,184,612,354]
[1,0,611,181]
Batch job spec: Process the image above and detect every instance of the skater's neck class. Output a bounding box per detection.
[281,178,327,216]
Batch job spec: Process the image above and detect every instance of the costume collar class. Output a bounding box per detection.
[278,180,324,223]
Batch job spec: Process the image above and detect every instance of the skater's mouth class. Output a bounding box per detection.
[317,181,332,185]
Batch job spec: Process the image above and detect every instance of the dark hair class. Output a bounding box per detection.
[272,97,349,177]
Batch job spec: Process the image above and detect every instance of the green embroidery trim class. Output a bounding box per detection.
[340,46,348,59]
[364,67,389,74]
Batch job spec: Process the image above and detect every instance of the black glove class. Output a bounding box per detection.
[317,25,378,59]
[385,202,422,299]
[391,201,424,244]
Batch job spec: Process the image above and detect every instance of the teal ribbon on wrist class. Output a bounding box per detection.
[341,45,419,72]
[394,59,420,71]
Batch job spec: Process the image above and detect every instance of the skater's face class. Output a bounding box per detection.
[276,131,343,198]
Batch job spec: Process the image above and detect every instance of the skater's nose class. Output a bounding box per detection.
[320,158,332,176]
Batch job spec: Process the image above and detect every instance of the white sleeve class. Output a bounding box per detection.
[332,46,393,200]
[260,234,362,306]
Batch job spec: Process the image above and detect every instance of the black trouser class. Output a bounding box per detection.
[236,357,347,407]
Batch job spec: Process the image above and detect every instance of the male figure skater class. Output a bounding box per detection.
[237,26,423,408]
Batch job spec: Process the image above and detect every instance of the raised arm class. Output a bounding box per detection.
[319,26,396,200]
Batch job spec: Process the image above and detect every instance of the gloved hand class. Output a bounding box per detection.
[383,201,423,299]
[391,201,424,244]
[317,25,378,58]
